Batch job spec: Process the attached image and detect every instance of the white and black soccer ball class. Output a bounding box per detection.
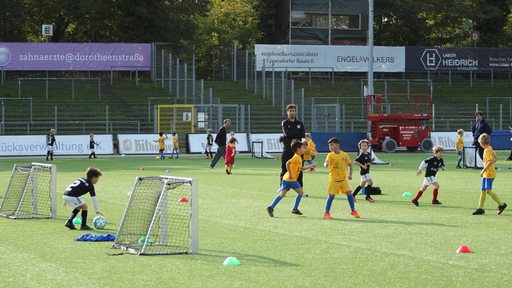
[93,216,106,229]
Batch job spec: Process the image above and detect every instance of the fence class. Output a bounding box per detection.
[3,43,512,136]
[2,97,511,137]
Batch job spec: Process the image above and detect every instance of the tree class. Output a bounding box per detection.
[472,0,512,47]
[195,0,263,78]
[0,0,26,42]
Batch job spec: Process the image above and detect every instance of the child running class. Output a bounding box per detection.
[412,145,445,206]
[472,133,507,215]
[352,139,376,202]
[266,140,316,217]
[225,136,237,174]
[323,137,360,219]
[456,129,464,168]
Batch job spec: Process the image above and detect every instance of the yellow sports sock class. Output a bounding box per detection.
[478,191,487,208]
[487,191,504,206]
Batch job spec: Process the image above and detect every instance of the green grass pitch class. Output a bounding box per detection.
[1,151,512,287]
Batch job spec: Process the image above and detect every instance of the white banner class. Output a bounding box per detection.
[255,44,405,72]
[187,133,250,153]
[0,135,113,156]
[430,132,473,151]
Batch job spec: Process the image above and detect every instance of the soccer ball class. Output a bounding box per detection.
[93,216,106,229]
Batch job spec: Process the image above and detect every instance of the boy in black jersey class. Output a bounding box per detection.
[412,145,445,206]
[88,133,98,159]
[63,167,103,230]
[352,139,376,202]
[46,128,57,161]
[205,129,214,159]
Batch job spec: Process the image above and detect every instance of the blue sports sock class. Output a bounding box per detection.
[293,194,303,210]
[457,158,461,166]
[270,195,283,209]
[325,195,334,213]
[347,194,355,211]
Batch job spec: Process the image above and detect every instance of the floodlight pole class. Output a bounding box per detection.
[367,0,374,96]
[367,0,374,140]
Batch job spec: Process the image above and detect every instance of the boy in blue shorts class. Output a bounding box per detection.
[267,140,316,217]
[472,133,507,215]
[323,137,360,219]
[456,129,464,168]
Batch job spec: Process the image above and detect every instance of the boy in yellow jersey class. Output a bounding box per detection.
[323,137,359,219]
[472,133,507,215]
[153,132,168,160]
[305,133,317,171]
[170,131,179,159]
[456,129,464,168]
[266,140,316,217]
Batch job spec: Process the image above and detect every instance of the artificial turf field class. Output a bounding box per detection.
[1,150,512,288]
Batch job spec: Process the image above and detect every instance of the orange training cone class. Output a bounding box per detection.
[456,245,472,253]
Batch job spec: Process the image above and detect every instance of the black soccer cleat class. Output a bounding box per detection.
[65,221,76,230]
[497,203,507,215]
[472,208,485,215]
[291,209,303,215]
[266,206,274,217]
[411,199,419,207]
[432,200,442,205]
[80,225,93,230]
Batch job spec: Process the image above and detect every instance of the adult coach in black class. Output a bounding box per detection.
[472,111,493,160]
[280,104,306,185]
[209,119,230,169]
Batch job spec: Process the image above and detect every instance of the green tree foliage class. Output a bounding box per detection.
[194,0,263,78]
[0,0,26,42]
[1,0,208,43]
[374,0,511,47]
[472,0,511,47]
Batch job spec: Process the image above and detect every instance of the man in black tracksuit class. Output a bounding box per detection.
[209,119,231,168]
[280,104,306,186]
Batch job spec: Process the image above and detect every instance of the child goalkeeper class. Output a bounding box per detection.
[63,167,104,230]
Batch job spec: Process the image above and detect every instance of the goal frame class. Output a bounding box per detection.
[112,175,198,255]
[0,162,57,219]
[251,141,274,159]
[463,146,483,169]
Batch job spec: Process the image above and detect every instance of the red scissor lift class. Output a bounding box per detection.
[367,94,434,153]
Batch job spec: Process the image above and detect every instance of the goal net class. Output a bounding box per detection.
[251,141,274,159]
[463,146,483,169]
[112,176,198,255]
[0,163,57,219]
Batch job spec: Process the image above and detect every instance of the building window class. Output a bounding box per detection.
[291,11,360,30]
[332,14,360,30]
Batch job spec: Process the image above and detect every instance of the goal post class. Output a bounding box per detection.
[157,105,195,153]
[112,176,198,255]
[251,141,274,159]
[463,146,483,169]
[0,162,57,219]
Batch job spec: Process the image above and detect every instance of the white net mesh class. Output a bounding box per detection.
[113,176,197,255]
[0,163,56,219]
